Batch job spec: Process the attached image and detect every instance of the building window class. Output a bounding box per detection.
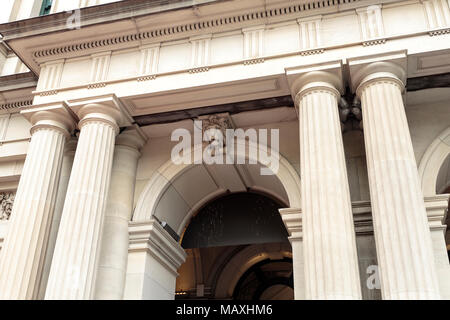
[39,0,52,16]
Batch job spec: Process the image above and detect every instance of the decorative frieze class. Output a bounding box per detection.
[297,16,322,50]
[362,39,386,46]
[356,5,385,44]
[423,0,450,32]
[138,43,159,79]
[429,28,450,35]
[33,0,361,60]
[189,35,211,71]
[188,67,210,73]
[87,83,107,89]
[39,90,59,96]
[0,192,15,221]
[243,58,264,65]
[299,48,324,56]
[89,52,111,85]
[0,115,9,141]
[39,60,64,91]
[137,75,157,81]
[243,26,265,63]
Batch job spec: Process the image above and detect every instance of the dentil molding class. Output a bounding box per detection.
[30,0,363,61]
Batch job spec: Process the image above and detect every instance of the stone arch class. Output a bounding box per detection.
[213,243,292,299]
[133,140,301,236]
[418,126,450,196]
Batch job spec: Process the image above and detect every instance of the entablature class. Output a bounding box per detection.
[2,0,450,117]
[0,0,409,74]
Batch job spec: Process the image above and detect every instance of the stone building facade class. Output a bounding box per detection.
[0,0,449,300]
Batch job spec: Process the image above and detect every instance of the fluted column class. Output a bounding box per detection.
[291,69,361,299]
[45,102,125,299]
[94,128,146,300]
[354,63,440,299]
[37,138,77,299]
[0,104,75,299]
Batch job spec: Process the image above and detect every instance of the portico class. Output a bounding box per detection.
[0,0,449,300]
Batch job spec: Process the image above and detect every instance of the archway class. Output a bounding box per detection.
[418,127,450,276]
[418,126,450,196]
[232,258,294,300]
[133,142,301,232]
[175,192,293,300]
[131,142,301,300]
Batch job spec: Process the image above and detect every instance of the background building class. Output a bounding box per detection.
[0,0,448,300]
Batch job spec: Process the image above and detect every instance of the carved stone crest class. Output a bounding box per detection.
[0,192,15,221]
[197,113,234,146]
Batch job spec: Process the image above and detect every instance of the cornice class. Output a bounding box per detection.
[0,72,37,92]
[31,0,365,60]
[0,41,10,57]
[0,72,36,114]
[0,0,224,38]
[0,0,383,74]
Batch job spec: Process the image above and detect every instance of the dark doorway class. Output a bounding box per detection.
[181,192,289,249]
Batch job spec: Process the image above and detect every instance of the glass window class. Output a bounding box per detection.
[39,0,52,16]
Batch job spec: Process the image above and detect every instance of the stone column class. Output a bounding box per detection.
[45,98,131,299]
[350,57,441,299]
[0,103,76,299]
[287,64,362,299]
[123,221,186,300]
[94,127,146,300]
[37,138,77,299]
[279,208,305,300]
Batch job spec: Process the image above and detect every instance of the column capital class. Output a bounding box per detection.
[285,61,344,105]
[348,50,407,96]
[116,125,148,152]
[68,94,133,133]
[20,102,77,138]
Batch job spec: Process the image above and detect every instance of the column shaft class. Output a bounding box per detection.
[45,119,117,299]
[37,139,76,299]
[94,143,141,299]
[0,124,68,299]
[358,74,440,299]
[298,82,361,299]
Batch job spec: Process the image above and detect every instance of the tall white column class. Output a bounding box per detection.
[0,104,75,299]
[353,61,441,299]
[94,127,146,300]
[37,138,77,299]
[45,101,128,299]
[289,67,362,299]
